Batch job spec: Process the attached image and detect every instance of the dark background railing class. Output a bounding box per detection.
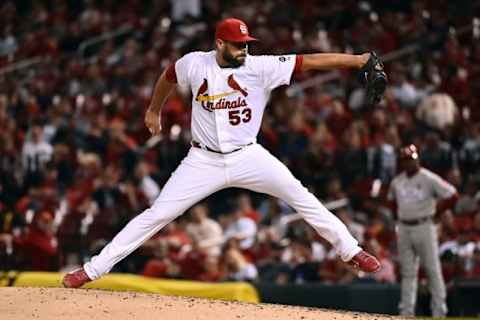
[255,281,480,317]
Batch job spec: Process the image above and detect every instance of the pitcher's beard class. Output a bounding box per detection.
[222,50,245,68]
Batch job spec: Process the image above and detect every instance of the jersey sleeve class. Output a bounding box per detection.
[172,52,197,87]
[259,54,297,90]
[430,172,457,199]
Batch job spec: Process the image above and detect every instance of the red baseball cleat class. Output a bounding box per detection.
[62,268,92,288]
[348,250,381,273]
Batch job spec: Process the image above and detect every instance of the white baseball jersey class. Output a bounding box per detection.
[172,51,298,153]
[388,168,456,220]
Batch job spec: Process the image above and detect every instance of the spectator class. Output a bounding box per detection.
[336,209,365,245]
[0,204,25,269]
[236,193,261,223]
[134,161,161,206]
[222,245,258,282]
[224,207,257,251]
[198,256,223,282]
[0,25,17,58]
[252,228,290,283]
[141,221,190,279]
[455,179,478,215]
[175,240,209,280]
[280,234,325,283]
[416,92,458,131]
[421,132,455,176]
[471,212,480,242]
[258,197,290,238]
[21,121,53,188]
[467,247,480,278]
[186,203,224,257]
[336,124,368,188]
[21,210,58,271]
[390,64,423,108]
[366,239,396,283]
[170,0,202,22]
[459,123,480,175]
[324,177,347,202]
[319,257,356,284]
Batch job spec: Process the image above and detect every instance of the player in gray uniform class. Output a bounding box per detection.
[388,144,458,317]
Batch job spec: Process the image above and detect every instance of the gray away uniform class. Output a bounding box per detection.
[388,168,456,317]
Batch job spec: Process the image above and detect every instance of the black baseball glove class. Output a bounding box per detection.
[359,51,388,105]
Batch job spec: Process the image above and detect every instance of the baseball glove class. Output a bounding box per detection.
[359,51,388,105]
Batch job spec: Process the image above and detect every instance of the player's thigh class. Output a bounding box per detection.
[230,144,309,201]
[150,148,227,217]
[415,223,442,273]
[397,226,418,276]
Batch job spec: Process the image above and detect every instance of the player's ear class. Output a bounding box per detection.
[215,39,224,50]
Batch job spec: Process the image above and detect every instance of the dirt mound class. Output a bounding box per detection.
[0,287,404,320]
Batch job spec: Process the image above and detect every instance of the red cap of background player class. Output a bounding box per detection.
[215,18,258,42]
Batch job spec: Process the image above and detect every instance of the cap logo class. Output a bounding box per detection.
[239,24,248,35]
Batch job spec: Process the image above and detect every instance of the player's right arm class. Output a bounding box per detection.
[146,52,197,136]
[145,69,176,136]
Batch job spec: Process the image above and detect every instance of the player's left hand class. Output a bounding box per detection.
[359,51,388,106]
[145,108,162,136]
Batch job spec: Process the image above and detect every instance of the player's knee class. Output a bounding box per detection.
[400,268,417,279]
[278,179,305,198]
[141,205,181,225]
[424,266,442,279]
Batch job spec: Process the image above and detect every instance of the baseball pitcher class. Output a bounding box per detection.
[388,145,459,317]
[63,18,386,288]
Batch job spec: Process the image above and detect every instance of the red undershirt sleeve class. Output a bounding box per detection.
[165,62,177,83]
[294,55,304,74]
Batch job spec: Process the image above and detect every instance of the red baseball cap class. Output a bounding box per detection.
[215,18,258,42]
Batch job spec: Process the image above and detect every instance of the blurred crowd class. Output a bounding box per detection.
[1,0,480,286]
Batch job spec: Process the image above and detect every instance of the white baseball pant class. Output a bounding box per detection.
[84,143,361,279]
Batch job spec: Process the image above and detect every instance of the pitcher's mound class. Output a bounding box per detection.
[0,287,403,320]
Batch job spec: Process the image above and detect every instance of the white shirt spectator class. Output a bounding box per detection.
[281,241,326,264]
[170,0,201,21]
[186,218,224,257]
[224,216,257,249]
[0,32,18,57]
[229,263,258,281]
[416,93,458,130]
[439,239,476,259]
[22,139,53,172]
[348,87,366,111]
[392,81,422,108]
[312,241,327,262]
